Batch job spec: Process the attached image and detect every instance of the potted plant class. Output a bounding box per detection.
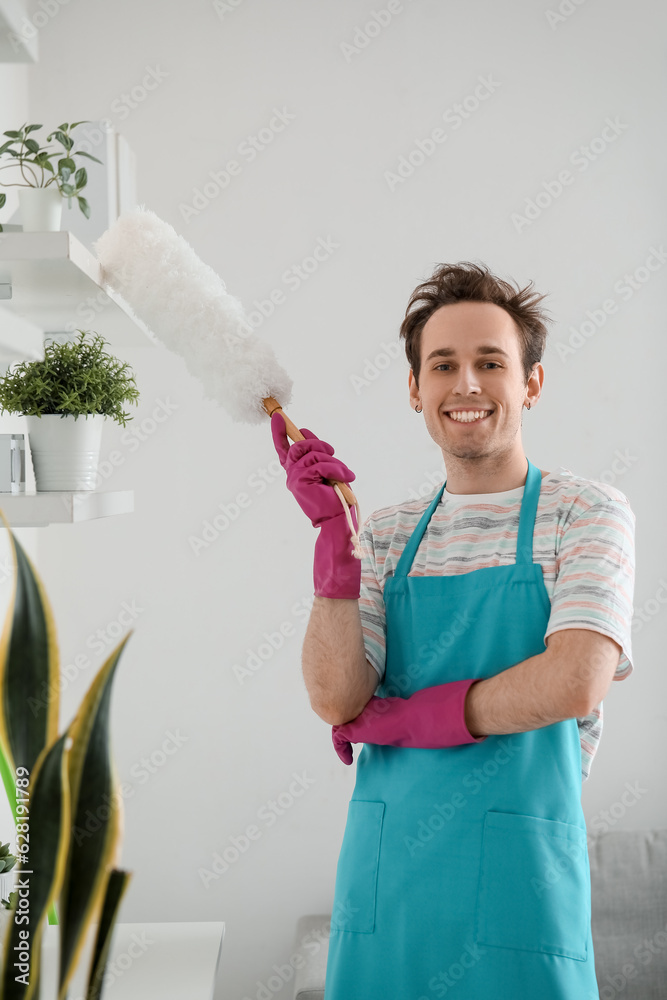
[0,844,17,951]
[0,513,133,998]
[0,121,102,232]
[0,330,140,491]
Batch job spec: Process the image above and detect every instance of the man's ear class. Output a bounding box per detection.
[408,369,420,407]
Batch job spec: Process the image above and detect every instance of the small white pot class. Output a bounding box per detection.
[18,186,63,232]
[27,414,105,491]
[0,903,12,954]
[0,870,15,907]
[0,870,16,953]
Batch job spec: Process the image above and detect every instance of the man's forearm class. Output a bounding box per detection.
[301,596,370,722]
[464,647,582,737]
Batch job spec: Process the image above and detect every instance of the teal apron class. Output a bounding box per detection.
[324,458,600,999]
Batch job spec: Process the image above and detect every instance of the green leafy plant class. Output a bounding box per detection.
[0,842,17,910]
[0,121,102,231]
[0,842,16,875]
[1,890,17,910]
[0,330,140,426]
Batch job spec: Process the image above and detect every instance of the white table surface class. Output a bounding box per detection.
[38,920,225,1000]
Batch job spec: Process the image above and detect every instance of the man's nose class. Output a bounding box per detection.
[451,366,481,393]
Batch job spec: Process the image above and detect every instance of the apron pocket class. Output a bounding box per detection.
[474,810,589,961]
[330,800,385,934]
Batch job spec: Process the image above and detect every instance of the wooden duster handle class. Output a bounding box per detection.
[263,396,358,507]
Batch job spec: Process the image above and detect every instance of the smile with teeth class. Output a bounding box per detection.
[445,410,493,423]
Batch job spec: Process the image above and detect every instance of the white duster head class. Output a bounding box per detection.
[93,205,293,425]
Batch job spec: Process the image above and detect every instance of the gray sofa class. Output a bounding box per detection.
[291,829,667,999]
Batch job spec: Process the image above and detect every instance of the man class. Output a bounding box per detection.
[271,261,635,999]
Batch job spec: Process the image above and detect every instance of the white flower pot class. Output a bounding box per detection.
[0,870,15,907]
[18,186,63,232]
[0,869,16,953]
[27,414,105,491]
[0,903,12,953]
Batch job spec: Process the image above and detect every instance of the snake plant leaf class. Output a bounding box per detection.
[57,632,132,1000]
[0,515,60,819]
[84,869,133,1000]
[0,731,71,1000]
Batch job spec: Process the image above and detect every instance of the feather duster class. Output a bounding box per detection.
[93,205,360,553]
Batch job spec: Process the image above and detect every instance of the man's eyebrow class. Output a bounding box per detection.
[424,346,511,361]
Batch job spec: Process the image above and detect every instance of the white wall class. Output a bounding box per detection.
[3,0,665,996]
[0,60,40,845]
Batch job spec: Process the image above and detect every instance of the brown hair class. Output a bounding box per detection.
[399,261,552,387]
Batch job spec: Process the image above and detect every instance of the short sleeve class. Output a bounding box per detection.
[544,499,635,679]
[357,517,386,685]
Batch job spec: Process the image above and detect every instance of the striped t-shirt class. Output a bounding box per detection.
[357,465,636,782]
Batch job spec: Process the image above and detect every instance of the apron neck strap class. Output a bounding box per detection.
[394,458,542,579]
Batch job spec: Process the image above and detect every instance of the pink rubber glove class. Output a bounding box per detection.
[331,679,487,764]
[271,412,361,599]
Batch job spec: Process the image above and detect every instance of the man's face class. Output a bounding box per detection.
[407,300,542,461]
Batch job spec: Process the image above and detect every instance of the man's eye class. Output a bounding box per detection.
[433,362,501,371]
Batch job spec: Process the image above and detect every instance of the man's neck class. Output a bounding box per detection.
[442,452,533,495]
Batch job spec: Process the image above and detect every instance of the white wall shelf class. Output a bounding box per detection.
[0,231,157,350]
[0,489,134,526]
